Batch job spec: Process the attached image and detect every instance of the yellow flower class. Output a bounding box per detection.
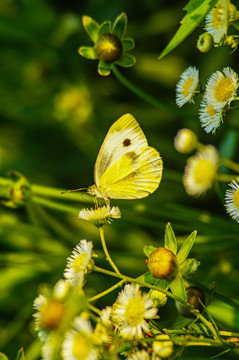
[78,205,121,227]
[183,145,219,196]
[205,0,229,44]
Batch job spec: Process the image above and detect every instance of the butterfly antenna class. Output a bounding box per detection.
[61,187,87,195]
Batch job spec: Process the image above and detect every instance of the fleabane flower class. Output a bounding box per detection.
[127,350,150,360]
[64,240,93,285]
[33,294,66,341]
[112,284,158,339]
[78,13,135,76]
[205,0,229,44]
[204,67,239,109]
[79,205,121,228]
[225,179,239,222]
[62,316,98,360]
[183,145,219,196]
[176,66,199,107]
[199,97,224,134]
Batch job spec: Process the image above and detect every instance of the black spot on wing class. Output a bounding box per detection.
[123,138,131,147]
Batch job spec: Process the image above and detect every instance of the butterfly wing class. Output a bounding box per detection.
[94,113,148,186]
[98,146,163,199]
[93,113,163,200]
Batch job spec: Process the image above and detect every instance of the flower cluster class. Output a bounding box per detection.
[176,66,239,134]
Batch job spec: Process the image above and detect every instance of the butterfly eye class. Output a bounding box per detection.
[123,138,131,147]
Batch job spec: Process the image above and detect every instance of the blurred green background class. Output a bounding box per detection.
[1,0,239,359]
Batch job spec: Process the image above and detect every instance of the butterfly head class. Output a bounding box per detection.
[87,184,109,201]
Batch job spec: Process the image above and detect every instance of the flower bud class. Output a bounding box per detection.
[39,299,65,330]
[228,3,239,25]
[147,247,178,280]
[153,334,173,358]
[176,286,205,318]
[94,33,123,63]
[197,33,214,53]
[174,128,198,154]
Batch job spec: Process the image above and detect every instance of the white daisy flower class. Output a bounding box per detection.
[62,316,98,360]
[204,67,239,109]
[112,284,158,339]
[33,294,65,341]
[225,180,239,222]
[127,349,150,360]
[79,205,121,228]
[205,0,229,44]
[176,66,199,107]
[183,145,219,196]
[199,97,223,134]
[64,240,93,285]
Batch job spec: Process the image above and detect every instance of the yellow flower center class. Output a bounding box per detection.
[214,78,234,102]
[124,297,145,326]
[211,4,224,30]
[193,159,216,185]
[233,188,239,209]
[72,253,87,273]
[72,333,91,360]
[39,300,64,329]
[181,77,194,98]
[206,104,218,117]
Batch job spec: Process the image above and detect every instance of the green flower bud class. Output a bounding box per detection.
[147,247,178,280]
[197,33,214,53]
[94,33,123,63]
[176,286,205,318]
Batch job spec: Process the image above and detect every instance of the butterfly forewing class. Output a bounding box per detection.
[94,114,148,186]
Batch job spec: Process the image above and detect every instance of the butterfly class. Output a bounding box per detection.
[87,113,163,201]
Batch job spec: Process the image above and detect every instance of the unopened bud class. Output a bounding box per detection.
[174,128,198,154]
[197,33,214,53]
[147,247,178,280]
[94,33,123,63]
[153,334,173,358]
[176,286,205,318]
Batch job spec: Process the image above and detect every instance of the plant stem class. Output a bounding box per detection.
[31,195,78,215]
[32,184,93,203]
[112,65,183,117]
[220,157,239,173]
[98,228,121,274]
[89,280,125,302]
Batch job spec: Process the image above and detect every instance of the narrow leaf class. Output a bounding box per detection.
[98,21,111,37]
[164,222,177,254]
[177,230,197,265]
[97,61,112,76]
[143,245,157,258]
[158,0,217,60]
[78,46,97,60]
[82,15,99,43]
[122,38,135,51]
[179,258,200,276]
[112,13,127,38]
[170,274,187,302]
[0,354,8,360]
[137,271,155,285]
[115,54,136,67]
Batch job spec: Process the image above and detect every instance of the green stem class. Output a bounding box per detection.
[32,195,78,215]
[32,184,93,203]
[112,65,184,117]
[218,173,239,182]
[98,228,121,274]
[89,280,125,302]
[220,157,239,173]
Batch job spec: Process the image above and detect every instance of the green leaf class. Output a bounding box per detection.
[219,130,238,172]
[179,258,200,276]
[122,38,135,51]
[82,15,99,43]
[164,222,177,255]
[78,46,98,60]
[137,271,156,285]
[177,230,197,265]
[158,0,217,60]
[0,353,8,360]
[154,278,171,289]
[97,60,112,76]
[98,21,111,37]
[115,54,136,67]
[143,245,157,258]
[112,13,127,38]
[170,274,187,302]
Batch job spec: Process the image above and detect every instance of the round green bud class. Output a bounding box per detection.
[197,33,214,53]
[174,128,198,154]
[94,33,123,63]
[176,286,205,318]
[147,247,178,280]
